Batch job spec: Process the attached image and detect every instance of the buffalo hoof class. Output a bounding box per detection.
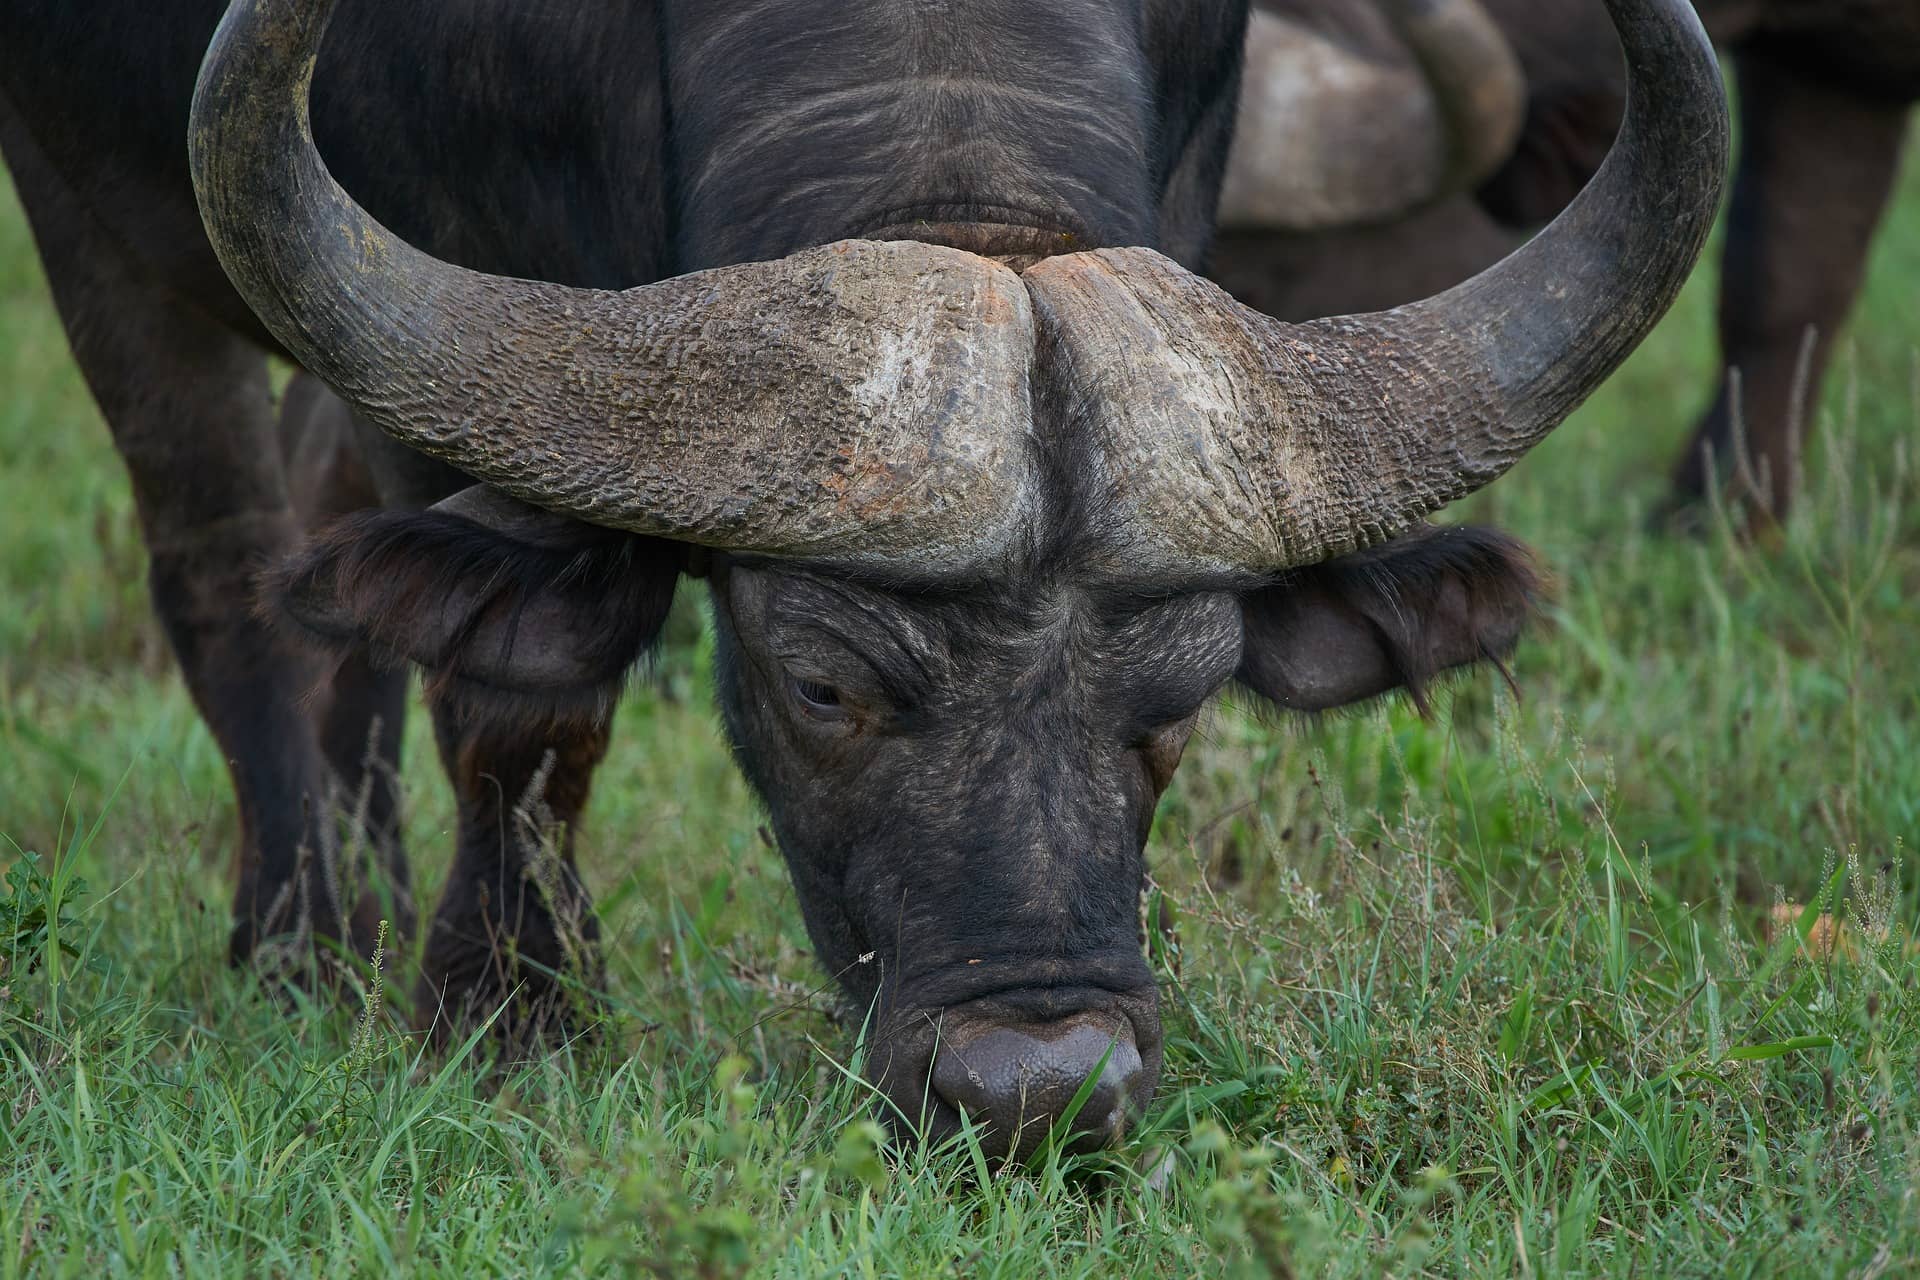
[412,934,607,1054]
[229,873,413,994]
[1648,482,1787,543]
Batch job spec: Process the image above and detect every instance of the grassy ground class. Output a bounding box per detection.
[2,139,1918,1276]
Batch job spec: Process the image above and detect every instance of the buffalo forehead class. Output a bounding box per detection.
[771,242,1327,588]
[1021,247,1328,579]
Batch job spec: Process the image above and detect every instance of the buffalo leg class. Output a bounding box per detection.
[1,104,390,965]
[414,700,611,1046]
[1672,48,1911,518]
[342,430,613,1043]
[277,376,415,933]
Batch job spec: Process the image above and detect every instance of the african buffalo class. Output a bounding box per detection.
[1215,0,1920,521]
[0,0,1725,1158]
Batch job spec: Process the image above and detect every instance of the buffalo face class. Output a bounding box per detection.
[711,564,1235,1155]
[703,525,1536,1156]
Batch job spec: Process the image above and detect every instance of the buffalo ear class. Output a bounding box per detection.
[267,489,680,719]
[1236,525,1540,715]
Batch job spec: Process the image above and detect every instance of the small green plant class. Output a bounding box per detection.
[1184,1123,1304,1279]
[563,1056,779,1277]
[0,847,85,1002]
[315,916,395,1133]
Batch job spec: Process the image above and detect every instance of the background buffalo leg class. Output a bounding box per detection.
[0,105,391,965]
[277,376,415,938]
[1673,47,1911,518]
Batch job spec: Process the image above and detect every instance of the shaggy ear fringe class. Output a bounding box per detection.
[259,509,680,727]
[1236,524,1547,722]
[1328,524,1543,713]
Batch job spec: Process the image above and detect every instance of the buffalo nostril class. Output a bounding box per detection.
[931,1015,1145,1157]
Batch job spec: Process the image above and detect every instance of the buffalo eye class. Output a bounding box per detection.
[789,676,848,720]
[1135,713,1201,794]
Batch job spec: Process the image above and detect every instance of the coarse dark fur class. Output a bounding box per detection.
[3,0,1539,1145]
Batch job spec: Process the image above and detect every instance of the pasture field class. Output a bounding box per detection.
[3,141,1919,1276]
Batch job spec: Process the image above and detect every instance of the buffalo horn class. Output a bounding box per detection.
[1027,0,1727,574]
[188,0,1037,575]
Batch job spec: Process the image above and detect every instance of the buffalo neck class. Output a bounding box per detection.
[660,0,1161,268]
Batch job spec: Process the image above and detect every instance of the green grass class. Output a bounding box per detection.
[3,138,1919,1275]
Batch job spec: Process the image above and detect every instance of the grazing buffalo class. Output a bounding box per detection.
[1215,0,1920,521]
[0,0,1725,1158]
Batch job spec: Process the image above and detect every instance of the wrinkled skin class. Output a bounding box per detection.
[5,0,1546,1154]
[1211,0,1917,521]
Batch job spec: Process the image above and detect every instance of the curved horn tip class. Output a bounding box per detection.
[190,0,1044,571]
[1045,0,1727,575]
[1385,0,1529,186]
